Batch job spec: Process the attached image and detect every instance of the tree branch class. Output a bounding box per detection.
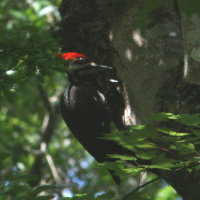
[122,177,161,200]
[37,80,52,113]
[30,79,61,186]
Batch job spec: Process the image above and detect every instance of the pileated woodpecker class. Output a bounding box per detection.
[60,52,131,181]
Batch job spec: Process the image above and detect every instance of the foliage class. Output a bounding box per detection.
[93,113,200,200]
[0,150,57,200]
[106,113,200,173]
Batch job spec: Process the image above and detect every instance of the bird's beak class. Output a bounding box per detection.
[90,62,120,83]
[90,62,112,70]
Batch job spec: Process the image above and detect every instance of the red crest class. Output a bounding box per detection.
[61,52,88,61]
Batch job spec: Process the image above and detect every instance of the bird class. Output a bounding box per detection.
[60,52,132,183]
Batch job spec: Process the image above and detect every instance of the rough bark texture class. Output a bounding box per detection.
[59,0,200,199]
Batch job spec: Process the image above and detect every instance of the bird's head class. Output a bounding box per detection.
[61,52,91,73]
[60,52,112,84]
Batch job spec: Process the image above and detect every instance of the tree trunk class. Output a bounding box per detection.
[58,0,200,199]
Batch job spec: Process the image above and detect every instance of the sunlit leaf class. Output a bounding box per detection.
[122,167,144,174]
[158,128,191,137]
[170,114,200,126]
[149,113,174,121]
[176,143,196,155]
[136,142,157,149]
[108,154,137,161]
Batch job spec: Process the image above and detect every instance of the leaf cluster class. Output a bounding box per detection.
[105,113,200,174]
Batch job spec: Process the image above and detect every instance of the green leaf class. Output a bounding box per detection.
[108,154,136,161]
[122,167,144,174]
[97,161,123,171]
[174,114,200,126]
[150,113,200,126]
[136,150,157,160]
[158,128,191,136]
[136,142,157,149]
[74,194,88,197]
[131,125,147,130]
[151,153,177,170]
[169,145,176,150]
[127,125,157,143]
[149,113,174,121]
[176,143,195,155]
[146,163,174,170]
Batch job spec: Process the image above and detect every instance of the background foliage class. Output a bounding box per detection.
[1,0,199,199]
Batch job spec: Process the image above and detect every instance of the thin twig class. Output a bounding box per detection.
[122,177,161,200]
[40,141,62,184]
[45,153,62,184]
[122,163,196,200]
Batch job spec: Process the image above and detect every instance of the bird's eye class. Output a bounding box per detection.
[67,58,90,74]
[71,57,90,66]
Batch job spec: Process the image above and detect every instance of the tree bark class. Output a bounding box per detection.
[58,0,200,199]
